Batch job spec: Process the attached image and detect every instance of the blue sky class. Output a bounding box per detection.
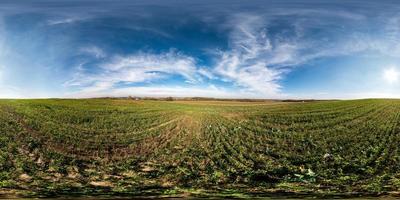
[1,0,400,99]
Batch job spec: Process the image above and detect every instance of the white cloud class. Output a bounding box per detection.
[46,15,89,26]
[126,26,172,38]
[318,13,400,58]
[80,46,106,58]
[66,50,206,92]
[214,15,291,97]
[197,68,216,80]
[47,18,77,25]
[103,51,198,82]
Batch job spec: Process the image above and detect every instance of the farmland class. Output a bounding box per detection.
[0,99,400,198]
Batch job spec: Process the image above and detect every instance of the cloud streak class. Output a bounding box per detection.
[214,15,288,96]
[66,50,208,93]
[80,46,106,58]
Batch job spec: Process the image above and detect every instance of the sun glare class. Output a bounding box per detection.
[383,67,399,83]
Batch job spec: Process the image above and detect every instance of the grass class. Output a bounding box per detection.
[1,98,400,198]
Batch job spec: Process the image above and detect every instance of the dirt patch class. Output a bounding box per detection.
[89,181,114,187]
[18,174,32,182]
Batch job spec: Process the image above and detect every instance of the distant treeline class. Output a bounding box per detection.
[90,96,332,102]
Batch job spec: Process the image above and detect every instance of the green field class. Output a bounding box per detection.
[1,99,400,198]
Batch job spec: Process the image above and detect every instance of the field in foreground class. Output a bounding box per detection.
[0,99,400,198]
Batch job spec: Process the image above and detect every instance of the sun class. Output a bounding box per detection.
[383,67,399,83]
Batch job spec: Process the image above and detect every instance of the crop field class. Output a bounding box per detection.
[0,99,400,197]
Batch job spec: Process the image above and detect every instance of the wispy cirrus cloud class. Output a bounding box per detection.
[66,50,208,93]
[47,17,81,26]
[80,46,106,58]
[214,15,290,96]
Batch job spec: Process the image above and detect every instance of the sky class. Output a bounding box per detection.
[1,0,400,99]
